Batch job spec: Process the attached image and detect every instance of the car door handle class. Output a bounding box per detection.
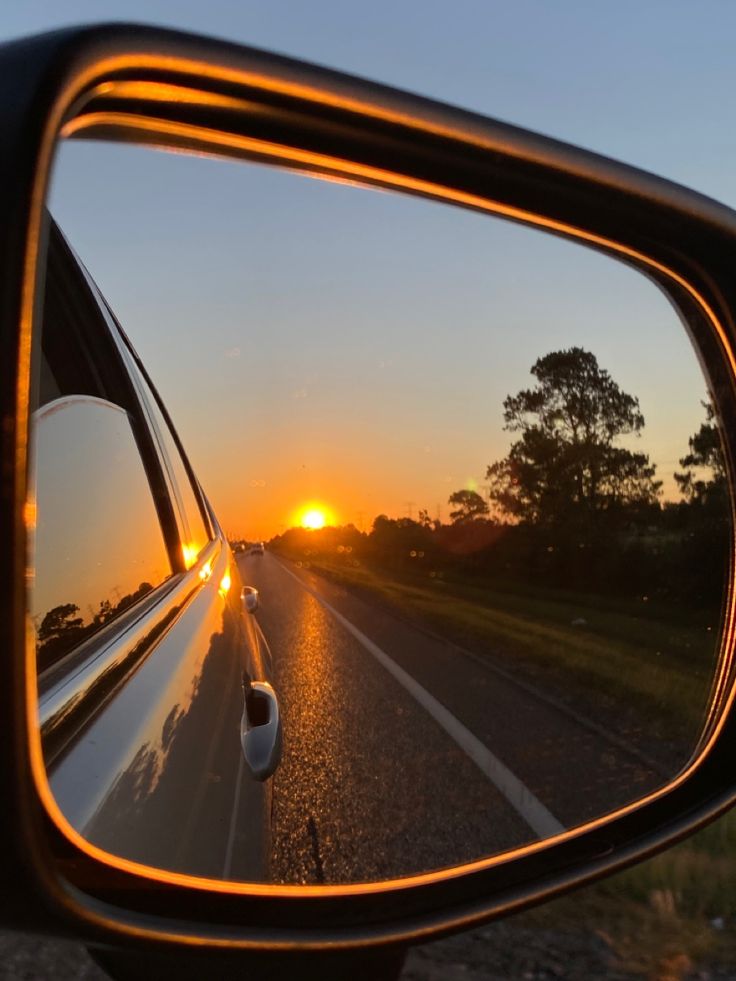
[240,679,282,781]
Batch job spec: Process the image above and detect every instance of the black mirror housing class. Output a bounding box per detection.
[2,20,736,959]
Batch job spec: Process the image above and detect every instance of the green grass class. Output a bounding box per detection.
[525,810,736,977]
[607,812,736,919]
[285,552,719,738]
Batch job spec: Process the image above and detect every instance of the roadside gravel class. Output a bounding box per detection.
[4,924,734,981]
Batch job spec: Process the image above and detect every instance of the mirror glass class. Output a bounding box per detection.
[31,137,732,885]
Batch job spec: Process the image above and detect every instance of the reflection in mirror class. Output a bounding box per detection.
[32,397,170,672]
[32,138,732,886]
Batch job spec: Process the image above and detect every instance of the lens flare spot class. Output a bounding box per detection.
[182,543,199,569]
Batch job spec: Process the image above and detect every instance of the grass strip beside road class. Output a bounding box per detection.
[280,552,736,977]
[283,554,718,738]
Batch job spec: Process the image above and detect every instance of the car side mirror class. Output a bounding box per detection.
[3,21,736,974]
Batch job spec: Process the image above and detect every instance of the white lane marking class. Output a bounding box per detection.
[277,561,564,840]
[223,750,245,879]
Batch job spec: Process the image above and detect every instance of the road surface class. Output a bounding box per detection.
[0,552,712,979]
[237,551,672,885]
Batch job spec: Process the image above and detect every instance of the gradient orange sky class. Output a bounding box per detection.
[49,142,709,540]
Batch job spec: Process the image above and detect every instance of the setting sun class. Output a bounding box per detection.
[301,508,327,530]
[292,501,337,530]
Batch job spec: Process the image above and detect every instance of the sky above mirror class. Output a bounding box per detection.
[4,0,736,203]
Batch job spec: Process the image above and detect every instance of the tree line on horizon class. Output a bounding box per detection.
[271,347,730,607]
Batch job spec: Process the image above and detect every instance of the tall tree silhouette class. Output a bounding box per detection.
[448,489,489,524]
[486,347,661,526]
[674,400,727,509]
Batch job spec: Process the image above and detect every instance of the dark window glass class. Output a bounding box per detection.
[68,254,213,569]
[112,338,212,569]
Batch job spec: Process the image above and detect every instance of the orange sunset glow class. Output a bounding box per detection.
[49,140,714,549]
[297,504,334,530]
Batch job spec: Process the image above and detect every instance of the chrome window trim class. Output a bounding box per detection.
[39,538,221,767]
[69,251,208,553]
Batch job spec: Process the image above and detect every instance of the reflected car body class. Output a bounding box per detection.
[34,221,279,881]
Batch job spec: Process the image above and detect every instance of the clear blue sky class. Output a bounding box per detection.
[7,1,734,537]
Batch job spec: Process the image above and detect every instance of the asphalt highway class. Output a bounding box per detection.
[236,551,676,886]
[0,552,703,981]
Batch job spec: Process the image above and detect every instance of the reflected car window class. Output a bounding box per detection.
[31,397,172,671]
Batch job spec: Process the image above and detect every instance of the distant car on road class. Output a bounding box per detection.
[250,542,265,556]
